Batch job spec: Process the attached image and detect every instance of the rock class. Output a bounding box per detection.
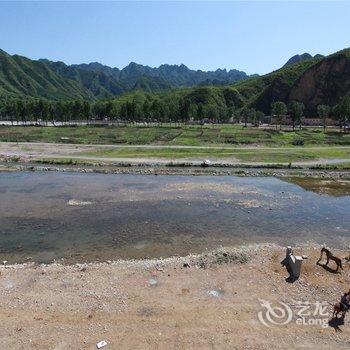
[67,199,92,206]
[201,160,211,167]
[207,289,224,298]
[148,277,158,286]
[96,340,108,349]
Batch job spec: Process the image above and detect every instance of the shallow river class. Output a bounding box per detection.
[0,172,349,263]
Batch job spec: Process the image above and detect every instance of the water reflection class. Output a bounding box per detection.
[285,177,350,196]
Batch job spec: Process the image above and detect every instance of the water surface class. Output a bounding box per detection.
[0,172,349,263]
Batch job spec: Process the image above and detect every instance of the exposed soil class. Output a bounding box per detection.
[1,244,350,349]
[1,141,349,180]
[0,141,349,166]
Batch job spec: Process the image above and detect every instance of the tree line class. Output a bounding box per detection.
[0,93,349,130]
[0,97,234,124]
[271,96,350,131]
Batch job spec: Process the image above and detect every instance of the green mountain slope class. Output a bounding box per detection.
[1,47,349,118]
[109,48,350,118]
[0,50,94,100]
[0,48,251,100]
[282,52,325,67]
[232,57,322,109]
[231,48,350,115]
[288,49,350,114]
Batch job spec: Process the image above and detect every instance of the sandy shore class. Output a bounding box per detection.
[1,244,350,349]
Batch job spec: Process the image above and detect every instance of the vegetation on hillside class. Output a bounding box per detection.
[1,48,350,124]
[0,49,249,100]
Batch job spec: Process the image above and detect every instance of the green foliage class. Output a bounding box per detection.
[1,47,350,123]
[0,124,349,147]
[231,57,321,111]
[317,104,330,118]
[317,104,330,129]
[0,50,93,100]
[288,101,305,129]
[271,101,287,116]
[241,107,257,126]
[0,48,249,101]
[271,101,287,129]
[283,53,314,67]
[332,95,350,128]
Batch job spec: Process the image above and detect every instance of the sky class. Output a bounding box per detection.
[0,1,349,75]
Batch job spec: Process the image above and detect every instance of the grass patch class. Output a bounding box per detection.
[0,125,349,146]
[79,146,350,163]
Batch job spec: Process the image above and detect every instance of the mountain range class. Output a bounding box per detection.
[1,47,349,116]
[0,49,249,100]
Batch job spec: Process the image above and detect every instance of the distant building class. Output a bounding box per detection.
[301,117,337,126]
[270,115,292,125]
[270,115,338,126]
[200,118,211,125]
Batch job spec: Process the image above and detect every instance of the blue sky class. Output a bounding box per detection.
[0,1,349,74]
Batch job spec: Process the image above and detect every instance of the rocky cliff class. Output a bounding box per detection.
[249,49,350,116]
[288,53,350,115]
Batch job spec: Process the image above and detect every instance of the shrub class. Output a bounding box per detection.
[292,139,304,146]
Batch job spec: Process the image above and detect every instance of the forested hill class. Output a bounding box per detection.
[0,49,93,100]
[236,48,350,115]
[0,49,250,100]
[1,48,350,119]
[106,48,350,117]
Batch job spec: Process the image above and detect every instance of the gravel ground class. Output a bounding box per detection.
[1,244,350,349]
[1,160,350,180]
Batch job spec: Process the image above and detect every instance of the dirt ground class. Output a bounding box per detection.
[0,141,349,167]
[1,245,349,350]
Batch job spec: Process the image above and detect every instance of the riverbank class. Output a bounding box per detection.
[1,141,350,166]
[1,141,350,180]
[1,158,350,181]
[1,244,350,349]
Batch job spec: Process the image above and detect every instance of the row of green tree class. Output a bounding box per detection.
[0,91,349,129]
[271,96,350,130]
[0,96,235,124]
